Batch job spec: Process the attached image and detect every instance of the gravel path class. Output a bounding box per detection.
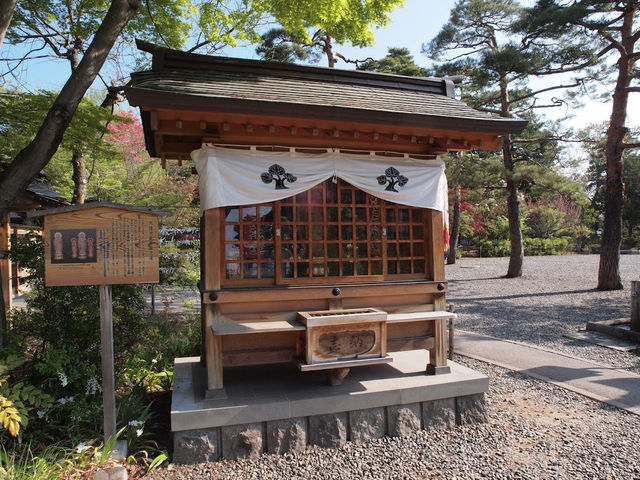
[141,255,640,479]
[446,255,640,373]
[147,356,640,479]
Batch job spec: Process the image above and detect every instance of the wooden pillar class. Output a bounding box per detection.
[200,208,224,395]
[0,214,11,309]
[426,209,445,282]
[631,281,640,332]
[426,209,450,374]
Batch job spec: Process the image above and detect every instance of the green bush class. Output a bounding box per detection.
[6,231,147,444]
[478,239,511,257]
[4,229,200,470]
[523,237,569,255]
[159,244,199,286]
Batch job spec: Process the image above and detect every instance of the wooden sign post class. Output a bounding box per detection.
[632,280,640,332]
[100,285,117,441]
[29,203,162,448]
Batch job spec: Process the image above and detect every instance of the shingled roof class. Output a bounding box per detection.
[126,41,527,158]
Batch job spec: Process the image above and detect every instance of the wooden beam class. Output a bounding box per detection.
[151,108,505,145]
[205,280,447,304]
[150,111,159,131]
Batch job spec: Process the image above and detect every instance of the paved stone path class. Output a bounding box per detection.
[456,329,640,415]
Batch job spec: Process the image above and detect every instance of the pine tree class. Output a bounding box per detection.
[517,0,640,289]
[424,0,595,277]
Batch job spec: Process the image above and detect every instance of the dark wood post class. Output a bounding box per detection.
[631,281,640,331]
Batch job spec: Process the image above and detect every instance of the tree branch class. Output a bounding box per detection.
[598,29,626,56]
[334,52,374,67]
[472,106,502,115]
[509,80,584,105]
[187,40,211,53]
[0,43,49,77]
[145,0,172,48]
[513,137,598,144]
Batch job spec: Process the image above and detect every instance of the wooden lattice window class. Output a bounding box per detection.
[223,205,275,284]
[221,179,428,285]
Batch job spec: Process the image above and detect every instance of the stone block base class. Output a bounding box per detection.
[173,394,488,462]
[172,353,489,463]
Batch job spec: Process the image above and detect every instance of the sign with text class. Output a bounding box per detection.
[42,205,160,286]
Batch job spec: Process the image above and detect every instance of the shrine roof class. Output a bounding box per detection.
[126,41,527,138]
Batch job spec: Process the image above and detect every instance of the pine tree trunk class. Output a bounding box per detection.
[597,8,635,291]
[71,149,87,204]
[0,0,18,52]
[497,75,523,278]
[504,135,524,277]
[323,35,338,68]
[447,188,461,265]
[0,0,142,220]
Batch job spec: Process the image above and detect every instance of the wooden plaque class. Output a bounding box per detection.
[42,206,160,286]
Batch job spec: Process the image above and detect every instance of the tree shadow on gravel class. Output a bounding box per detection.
[450,296,631,344]
[451,288,598,302]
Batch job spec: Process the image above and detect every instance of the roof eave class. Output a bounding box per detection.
[126,86,528,136]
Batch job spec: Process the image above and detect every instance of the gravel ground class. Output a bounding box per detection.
[146,356,640,479]
[446,254,640,373]
[140,254,640,479]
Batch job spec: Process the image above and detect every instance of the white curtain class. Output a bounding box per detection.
[192,146,448,214]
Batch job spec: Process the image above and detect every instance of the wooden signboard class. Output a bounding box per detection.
[30,203,163,448]
[40,205,160,287]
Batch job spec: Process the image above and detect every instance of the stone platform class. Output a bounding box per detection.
[172,351,489,463]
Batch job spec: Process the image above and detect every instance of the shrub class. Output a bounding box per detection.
[159,244,199,286]
[523,237,570,256]
[478,239,511,257]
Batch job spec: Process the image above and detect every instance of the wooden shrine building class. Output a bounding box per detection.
[127,41,526,461]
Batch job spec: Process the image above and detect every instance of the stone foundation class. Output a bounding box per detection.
[171,352,489,463]
[173,393,487,462]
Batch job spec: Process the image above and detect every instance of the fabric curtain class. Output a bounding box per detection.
[192,146,448,213]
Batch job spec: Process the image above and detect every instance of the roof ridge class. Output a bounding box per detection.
[135,40,456,97]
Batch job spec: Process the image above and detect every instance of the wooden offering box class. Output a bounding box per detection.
[297,308,389,370]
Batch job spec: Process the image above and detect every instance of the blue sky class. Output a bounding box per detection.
[4,0,637,131]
